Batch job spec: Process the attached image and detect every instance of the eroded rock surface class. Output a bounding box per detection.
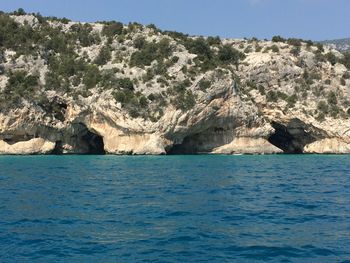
[1,13,350,154]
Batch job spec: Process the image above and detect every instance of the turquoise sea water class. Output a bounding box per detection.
[1,155,350,262]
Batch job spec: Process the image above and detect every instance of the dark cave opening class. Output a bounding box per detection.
[268,120,319,154]
[81,128,106,155]
[268,122,303,153]
[166,127,231,155]
[51,140,63,154]
[51,124,106,155]
[167,133,210,155]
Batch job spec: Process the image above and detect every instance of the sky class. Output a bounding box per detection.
[0,0,349,41]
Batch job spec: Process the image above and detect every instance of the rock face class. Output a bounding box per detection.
[0,138,55,155]
[1,13,350,155]
[304,138,350,154]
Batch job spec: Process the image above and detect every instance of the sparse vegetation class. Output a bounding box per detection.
[130,39,172,68]
[0,9,349,125]
[272,36,286,43]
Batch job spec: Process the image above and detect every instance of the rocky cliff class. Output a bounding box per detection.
[1,11,350,154]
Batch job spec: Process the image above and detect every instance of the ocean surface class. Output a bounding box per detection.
[1,155,350,262]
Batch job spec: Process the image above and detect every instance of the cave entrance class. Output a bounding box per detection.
[268,119,319,154]
[268,122,302,153]
[81,128,106,155]
[167,136,200,155]
[166,127,231,155]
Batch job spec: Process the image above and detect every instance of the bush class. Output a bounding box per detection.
[207,36,221,46]
[287,38,302,47]
[172,90,196,111]
[272,36,286,43]
[316,43,324,53]
[13,8,26,16]
[130,39,172,68]
[185,37,213,61]
[290,46,301,56]
[102,21,123,38]
[198,79,211,91]
[70,23,100,47]
[218,45,245,68]
[327,91,337,105]
[325,52,337,65]
[133,36,146,49]
[316,112,325,122]
[7,71,38,91]
[258,85,265,95]
[3,71,39,103]
[317,100,329,113]
[340,52,350,69]
[271,45,279,53]
[94,45,111,65]
[114,90,127,103]
[139,96,148,107]
[83,65,101,89]
[266,90,278,102]
[117,78,134,90]
[286,94,297,107]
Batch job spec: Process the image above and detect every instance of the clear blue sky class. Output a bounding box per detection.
[0,0,349,41]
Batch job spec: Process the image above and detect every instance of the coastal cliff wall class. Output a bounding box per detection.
[1,12,350,154]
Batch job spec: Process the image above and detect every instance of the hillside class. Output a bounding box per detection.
[1,10,350,154]
[322,38,350,52]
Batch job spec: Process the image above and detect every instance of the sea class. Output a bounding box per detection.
[1,155,350,262]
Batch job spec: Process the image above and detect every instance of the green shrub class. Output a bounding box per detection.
[170,56,179,64]
[340,52,350,69]
[114,90,127,103]
[271,45,279,53]
[316,112,325,122]
[317,100,329,113]
[83,65,101,89]
[199,79,211,91]
[102,21,123,38]
[255,45,262,52]
[325,52,337,65]
[207,36,221,46]
[287,38,302,47]
[290,46,301,56]
[272,36,286,43]
[94,45,111,65]
[218,45,245,68]
[133,36,146,49]
[316,43,324,53]
[130,39,172,68]
[266,90,278,102]
[7,70,38,92]
[258,85,265,95]
[185,37,213,61]
[172,90,196,111]
[139,96,148,107]
[329,105,341,118]
[12,8,26,16]
[327,91,337,105]
[117,78,134,90]
[70,23,100,47]
[286,94,297,107]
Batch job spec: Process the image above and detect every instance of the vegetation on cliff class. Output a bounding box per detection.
[1,8,350,123]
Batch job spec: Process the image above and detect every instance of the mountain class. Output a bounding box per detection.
[1,11,350,155]
[321,38,350,52]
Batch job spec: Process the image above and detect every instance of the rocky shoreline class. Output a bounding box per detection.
[1,13,350,155]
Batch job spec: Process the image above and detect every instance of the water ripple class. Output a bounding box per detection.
[1,155,350,262]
